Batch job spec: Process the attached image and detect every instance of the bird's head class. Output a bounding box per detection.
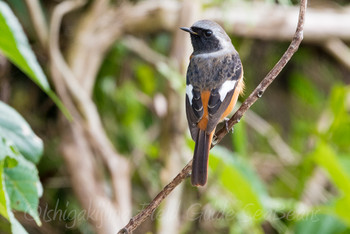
[181,20,233,55]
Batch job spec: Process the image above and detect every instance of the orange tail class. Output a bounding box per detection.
[191,130,214,186]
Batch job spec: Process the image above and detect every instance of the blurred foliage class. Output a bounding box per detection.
[1,0,350,233]
[0,1,69,119]
[0,102,43,234]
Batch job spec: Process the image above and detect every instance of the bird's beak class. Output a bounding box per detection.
[180,27,198,35]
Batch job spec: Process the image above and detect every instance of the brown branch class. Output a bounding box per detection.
[24,0,49,48]
[213,0,306,144]
[118,0,307,233]
[118,162,192,234]
[0,53,10,102]
[49,0,132,230]
[93,0,350,43]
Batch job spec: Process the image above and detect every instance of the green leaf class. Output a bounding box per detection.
[295,214,347,234]
[326,86,350,149]
[329,85,347,118]
[209,146,267,222]
[312,142,350,197]
[0,137,42,227]
[0,137,20,221]
[0,1,48,90]
[135,63,156,95]
[4,155,42,226]
[0,101,43,164]
[3,157,17,169]
[0,161,8,220]
[0,1,71,119]
[0,137,19,170]
[8,215,28,234]
[311,141,350,225]
[0,156,29,234]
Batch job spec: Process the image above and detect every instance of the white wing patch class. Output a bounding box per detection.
[186,84,194,105]
[219,80,236,102]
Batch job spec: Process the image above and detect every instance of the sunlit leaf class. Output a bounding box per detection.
[0,1,70,119]
[0,143,29,233]
[0,161,8,220]
[0,137,20,221]
[322,196,350,225]
[295,214,347,234]
[312,141,350,225]
[0,101,42,164]
[329,85,347,118]
[326,86,350,149]
[0,1,48,90]
[8,215,28,234]
[0,137,42,228]
[312,142,350,196]
[4,154,42,226]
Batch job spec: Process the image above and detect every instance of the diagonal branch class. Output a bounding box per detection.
[118,162,192,234]
[118,0,307,233]
[214,0,306,143]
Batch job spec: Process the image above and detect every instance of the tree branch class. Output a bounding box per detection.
[323,38,350,70]
[49,0,132,230]
[118,0,307,233]
[213,0,307,144]
[24,0,49,48]
[118,162,192,234]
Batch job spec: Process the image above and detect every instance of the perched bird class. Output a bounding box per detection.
[181,20,244,186]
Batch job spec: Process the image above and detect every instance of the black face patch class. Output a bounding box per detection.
[190,27,222,54]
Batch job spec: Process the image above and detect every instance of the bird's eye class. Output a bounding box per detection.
[204,30,213,37]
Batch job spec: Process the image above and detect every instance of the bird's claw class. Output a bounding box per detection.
[224,118,234,133]
[212,134,218,146]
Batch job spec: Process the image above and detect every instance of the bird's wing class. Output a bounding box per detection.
[186,53,243,139]
[186,85,203,141]
[206,54,243,133]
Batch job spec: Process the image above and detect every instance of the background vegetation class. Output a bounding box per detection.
[0,0,349,233]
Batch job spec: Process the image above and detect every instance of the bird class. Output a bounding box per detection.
[181,20,244,186]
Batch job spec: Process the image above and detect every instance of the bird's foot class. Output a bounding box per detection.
[212,134,218,146]
[224,118,234,133]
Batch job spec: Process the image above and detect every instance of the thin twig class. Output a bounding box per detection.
[214,0,307,144]
[123,35,299,165]
[118,0,307,233]
[118,162,192,234]
[24,0,49,48]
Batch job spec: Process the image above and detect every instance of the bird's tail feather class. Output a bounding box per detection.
[191,130,213,186]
